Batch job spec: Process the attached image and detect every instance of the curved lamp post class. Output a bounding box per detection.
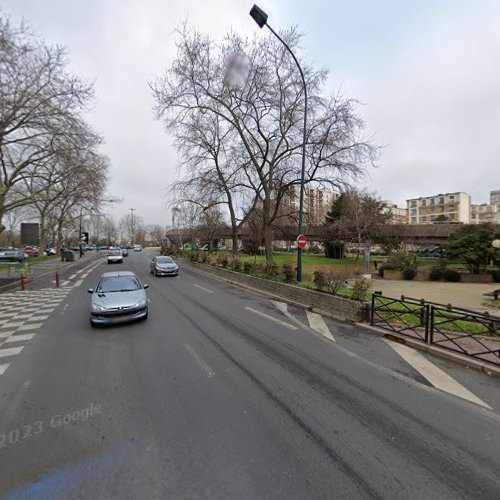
[249,4,308,282]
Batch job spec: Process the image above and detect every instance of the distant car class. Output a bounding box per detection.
[150,255,179,276]
[0,248,25,262]
[107,249,123,264]
[44,247,57,256]
[88,271,149,326]
[121,248,129,257]
[133,245,142,252]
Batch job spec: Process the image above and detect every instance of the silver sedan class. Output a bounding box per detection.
[88,271,149,326]
[150,256,179,276]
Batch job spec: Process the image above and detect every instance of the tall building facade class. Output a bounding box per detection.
[490,189,500,209]
[381,201,408,224]
[471,203,499,224]
[406,192,471,224]
[284,186,338,224]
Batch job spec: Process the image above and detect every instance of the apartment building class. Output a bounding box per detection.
[471,203,499,224]
[381,201,408,224]
[490,189,500,209]
[284,186,339,224]
[406,192,471,224]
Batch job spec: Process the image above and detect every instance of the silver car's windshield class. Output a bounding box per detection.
[97,276,141,293]
[156,257,173,264]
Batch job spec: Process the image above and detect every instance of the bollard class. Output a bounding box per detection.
[20,272,25,291]
[55,271,59,288]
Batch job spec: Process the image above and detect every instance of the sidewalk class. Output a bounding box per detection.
[370,277,498,314]
[0,252,100,292]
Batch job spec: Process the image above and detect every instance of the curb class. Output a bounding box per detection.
[357,323,500,378]
[0,254,102,295]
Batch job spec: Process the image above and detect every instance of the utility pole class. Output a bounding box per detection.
[130,208,136,245]
[79,206,84,258]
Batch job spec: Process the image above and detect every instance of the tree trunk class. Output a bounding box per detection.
[56,219,64,254]
[39,213,47,252]
[263,198,273,263]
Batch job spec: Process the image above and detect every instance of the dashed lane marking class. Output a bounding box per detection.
[305,311,336,342]
[183,343,215,378]
[383,339,492,409]
[193,284,214,293]
[244,307,298,330]
[0,364,9,375]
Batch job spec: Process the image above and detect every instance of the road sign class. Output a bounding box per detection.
[297,234,307,249]
[24,246,33,256]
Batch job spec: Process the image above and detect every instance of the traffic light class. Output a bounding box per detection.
[81,232,89,244]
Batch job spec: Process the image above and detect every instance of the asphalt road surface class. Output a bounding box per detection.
[0,249,499,499]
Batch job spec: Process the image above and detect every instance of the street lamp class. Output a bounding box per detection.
[250,4,308,282]
[130,208,136,246]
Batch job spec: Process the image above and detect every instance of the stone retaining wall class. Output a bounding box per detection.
[181,259,367,322]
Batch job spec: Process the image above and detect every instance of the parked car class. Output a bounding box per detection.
[133,245,142,252]
[88,271,149,326]
[121,248,129,257]
[0,248,26,262]
[44,247,57,256]
[150,256,179,276]
[107,249,124,264]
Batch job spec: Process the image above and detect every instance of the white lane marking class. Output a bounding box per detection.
[305,311,336,342]
[5,333,35,343]
[383,340,492,409]
[16,323,42,331]
[272,301,309,329]
[0,363,9,375]
[244,307,298,330]
[0,331,15,339]
[193,284,214,294]
[60,280,69,286]
[0,346,24,358]
[74,279,83,287]
[67,273,78,280]
[183,343,215,378]
[60,304,69,315]
[28,315,50,321]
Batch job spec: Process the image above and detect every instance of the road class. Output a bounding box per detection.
[0,248,499,499]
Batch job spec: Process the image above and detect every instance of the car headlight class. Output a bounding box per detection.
[92,304,108,312]
[133,300,147,308]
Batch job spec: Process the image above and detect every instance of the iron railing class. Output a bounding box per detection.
[371,294,500,366]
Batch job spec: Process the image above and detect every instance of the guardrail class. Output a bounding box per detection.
[371,294,500,366]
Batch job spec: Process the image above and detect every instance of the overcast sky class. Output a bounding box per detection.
[3,0,499,225]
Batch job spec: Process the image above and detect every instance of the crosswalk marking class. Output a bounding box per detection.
[17,323,42,331]
[383,339,491,409]
[306,310,335,342]
[0,346,24,358]
[0,364,9,375]
[6,333,35,343]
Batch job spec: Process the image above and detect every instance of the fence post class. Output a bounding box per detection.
[55,271,59,288]
[426,306,433,344]
[20,272,25,291]
[370,293,376,325]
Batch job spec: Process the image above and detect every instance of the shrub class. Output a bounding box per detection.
[232,258,241,272]
[429,268,443,281]
[443,269,461,282]
[402,268,417,280]
[351,276,370,301]
[264,262,279,278]
[282,263,295,283]
[243,261,256,274]
[221,255,229,268]
[490,269,500,283]
[200,252,208,263]
[312,266,350,295]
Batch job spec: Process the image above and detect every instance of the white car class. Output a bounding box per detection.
[107,249,123,264]
[133,245,142,252]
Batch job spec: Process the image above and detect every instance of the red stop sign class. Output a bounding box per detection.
[297,234,307,249]
[24,246,33,255]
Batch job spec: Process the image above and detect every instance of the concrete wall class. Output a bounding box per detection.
[181,259,367,322]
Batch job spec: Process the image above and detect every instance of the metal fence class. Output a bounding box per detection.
[371,294,500,366]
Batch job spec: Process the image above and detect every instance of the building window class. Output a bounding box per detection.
[421,208,426,215]
[430,207,435,214]
[411,217,417,223]
[410,200,417,208]
[422,199,427,206]
[439,197,444,204]
[430,215,435,221]
[430,199,435,205]
[449,195,455,201]
[449,213,454,220]
[411,209,417,215]
[440,206,444,213]
[421,216,427,222]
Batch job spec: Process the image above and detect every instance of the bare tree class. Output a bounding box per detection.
[0,14,98,235]
[152,25,376,262]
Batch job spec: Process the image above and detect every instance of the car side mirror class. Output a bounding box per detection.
[143,284,149,289]
[87,288,94,294]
